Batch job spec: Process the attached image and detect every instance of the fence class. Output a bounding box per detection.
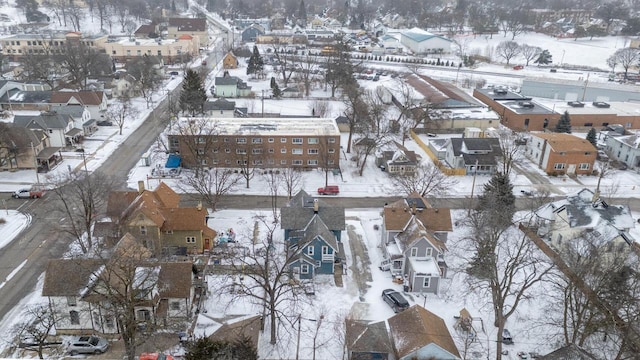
[410,130,466,176]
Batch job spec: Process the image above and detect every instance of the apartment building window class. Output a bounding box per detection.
[212,148,219,153]
[328,138,336,143]
[236,138,246,144]
[308,138,319,144]
[197,149,205,155]
[67,297,77,306]
[307,160,318,165]
[236,149,247,154]
[292,160,302,165]
[212,160,219,165]
[200,159,207,165]
[186,237,196,243]
[252,149,262,154]
[127,50,131,55]
[253,159,263,165]
[225,160,231,164]
[112,50,116,55]
[158,50,162,56]
[281,148,286,153]
[225,149,231,153]
[308,149,318,154]
[198,137,206,143]
[328,160,335,165]
[281,160,287,165]
[137,50,141,55]
[281,138,287,143]
[27,41,31,45]
[268,159,275,164]
[328,149,335,153]
[252,138,262,144]
[292,138,303,144]
[268,138,274,143]
[268,148,274,153]
[579,163,590,170]
[224,138,230,143]
[237,160,248,165]
[38,40,42,45]
[292,148,303,155]
[70,311,80,325]
[554,163,566,170]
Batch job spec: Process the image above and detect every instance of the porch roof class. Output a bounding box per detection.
[66,128,83,137]
[37,147,61,160]
[407,257,440,276]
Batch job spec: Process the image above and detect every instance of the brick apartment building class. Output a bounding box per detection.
[525,133,597,175]
[168,117,341,170]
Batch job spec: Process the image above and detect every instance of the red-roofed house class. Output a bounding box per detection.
[107,181,216,255]
[49,91,108,120]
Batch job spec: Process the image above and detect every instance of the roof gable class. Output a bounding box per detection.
[281,190,346,232]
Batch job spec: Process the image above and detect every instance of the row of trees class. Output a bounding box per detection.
[494,41,552,66]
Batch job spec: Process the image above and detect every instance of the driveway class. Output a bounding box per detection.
[346,223,373,302]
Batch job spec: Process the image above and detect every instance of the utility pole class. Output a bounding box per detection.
[261,89,265,118]
[295,314,301,360]
[31,142,40,185]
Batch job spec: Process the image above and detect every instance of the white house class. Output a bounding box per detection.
[400,28,453,54]
[50,91,109,120]
[42,235,194,335]
[214,76,252,98]
[605,134,640,169]
[13,112,76,148]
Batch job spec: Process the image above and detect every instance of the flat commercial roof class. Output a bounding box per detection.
[176,117,341,136]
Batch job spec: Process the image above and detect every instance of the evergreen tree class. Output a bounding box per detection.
[477,172,515,229]
[555,110,572,133]
[185,336,257,360]
[586,128,597,147]
[246,45,264,78]
[534,49,553,65]
[270,76,276,89]
[171,0,176,12]
[272,82,282,98]
[297,0,307,27]
[179,69,207,116]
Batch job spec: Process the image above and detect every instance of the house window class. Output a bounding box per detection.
[67,296,77,306]
[137,309,151,321]
[328,138,336,143]
[423,277,430,288]
[307,246,314,255]
[301,264,309,274]
[104,316,114,328]
[268,138,274,143]
[426,248,432,257]
[166,230,173,234]
[252,138,262,144]
[307,160,318,165]
[236,138,246,144]
[140,226,147,235]
[308,149,318,154]
[292,160,302,165]
[292,148,303,155]
[554,163,566,170]
[322,246,329,255]
[308,138,319,144]
[186,236,196,243]
[410,247,418,257]
[281,138,287,143]
[579,163,590,170]
[170,301,180,310]
[292,138,303,144]
[70,311,80,325]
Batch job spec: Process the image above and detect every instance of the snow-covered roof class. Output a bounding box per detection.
[175,117,340,136]
[407,257,440,275]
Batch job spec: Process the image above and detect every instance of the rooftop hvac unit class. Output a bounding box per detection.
[494,88,508,95]
[568,101,584,107]
[518,101,534,108]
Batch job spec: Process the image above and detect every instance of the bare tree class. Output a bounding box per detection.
[185,168,241,212]
[12,305,58,359]
[279,167,303,199]
[324,36,355,98]
[494,127,523,176]
[519,44,541,66]
[58,41,107,89]
[106,95,138,135]
[47,171,117,254]
[342,83,369,154]
[309,100,331,118]
[127,55,163,108]
[292,52,319,97]
[607,48,640,80]
[235,147,263,189]
[272,47,297,88]
[495,41,521,65]
[220,214,309,345]
[390,162,458,197]
[65,2,85,31]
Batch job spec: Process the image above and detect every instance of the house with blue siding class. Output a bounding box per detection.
[287,214,339,280]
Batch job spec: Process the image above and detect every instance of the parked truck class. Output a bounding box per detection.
[12,187,45,199]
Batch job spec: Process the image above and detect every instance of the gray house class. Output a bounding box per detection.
[14,112,78,148]
[281,190,345,242]
[444,137,501,175]
[203,98,236,117]
[241,24,265,42]
[54,106,96,137]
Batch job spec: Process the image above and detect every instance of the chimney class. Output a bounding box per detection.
[313,199,319,213]
[197,201,203,211]
[137,180,145,194]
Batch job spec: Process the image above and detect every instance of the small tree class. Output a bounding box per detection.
[279,167,303,199]
[246,45,264,78]
[495,41,520,65]
[519,44,541,66]
[185,336,258,360]
[106,95,137,135]
[179,69,208,116]
[534,49,552,65]
[390,162,458,197]
[476,171,515,229]
[555,111,572,133]
[586,128,597,147]
[12,305,57,359]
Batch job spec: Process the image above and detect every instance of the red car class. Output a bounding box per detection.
[513,65,524,70]
[140,353,174,360]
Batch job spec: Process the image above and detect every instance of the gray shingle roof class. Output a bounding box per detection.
[280,190,345,232]
[346,320,393,355]
[14,112,73,130]
[54,106,86,118]
[0,90,51,104]
[204,98,236,111]
[450,138,501,166]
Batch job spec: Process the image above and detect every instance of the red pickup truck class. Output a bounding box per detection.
[12,188,45,199]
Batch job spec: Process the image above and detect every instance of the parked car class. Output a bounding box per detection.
[97,120,113,126]
[12,187,45,199]
[382,289,409,313]
[513,65,524,70]
[317,186,339,195]
[502,329,514,345]
[140,353,175,360]
[66,335,109,355]
[379,259,391,271]
[169,71,179,76]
